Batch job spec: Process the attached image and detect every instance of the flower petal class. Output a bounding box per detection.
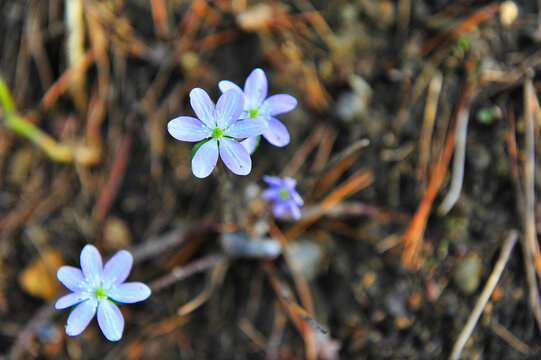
[219,138,251,176]
[291,190,304,206]
[240,137,258,154]
[167,116,210,142]
[262,175,283,187]
[57,266,90,292]
[262,188,281,201]
[189,88,216,128]
[97,300,124,342]
[225,118,267,138]
[108,282,151,303]
[262,94,297,115]
[191,138,219,178]
[244,68,267,109]
[80,245,103,288]
[65,299,98,337]
[273,202,288,217]
[102,250,133,288]
[218,80,243,94]
[288,203,301,220]
[283,177,297,189]
[262,117,290,147]
[55,292,91,310]
[216,89,245,128]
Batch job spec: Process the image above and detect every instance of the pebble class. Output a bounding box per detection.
[335,75,372,122]
[453,255,482,294]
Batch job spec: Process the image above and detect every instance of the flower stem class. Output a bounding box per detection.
[0,75,99,164]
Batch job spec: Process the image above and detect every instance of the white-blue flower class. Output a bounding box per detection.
[219,68,297,153]
[55,245,151,341]
[167,88,268,178]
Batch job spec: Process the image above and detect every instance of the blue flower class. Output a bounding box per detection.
[262,175,304,220]
[55,245,151,342]
[168,88,268,178]
[219,68,297,152]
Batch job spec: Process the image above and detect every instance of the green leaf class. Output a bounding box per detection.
[0,75,15,115]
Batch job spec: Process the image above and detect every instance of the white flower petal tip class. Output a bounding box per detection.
[97,300,124,342]
[219,138,252,176]
[108,282,151,303]
[191,138,219,178]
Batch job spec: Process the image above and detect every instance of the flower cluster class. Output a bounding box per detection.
[263,175,304,220]
[168,68,296,178]
[55,245,151,341]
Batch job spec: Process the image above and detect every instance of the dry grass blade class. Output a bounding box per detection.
[450,230,518,360]
[149,252,230,292]
[416,71,442,194]
[490,319,531,357]
[93,116,136,223]
[438,83,469,215]
[150,0,170,40]
[401,81,473,269]
[419,2,500,56]
[281,123,327,177]
[40,49,95,110]
[285,169,374,241]
[523,78,541,281]
[177,261,228,316]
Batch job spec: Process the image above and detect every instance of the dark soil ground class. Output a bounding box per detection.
[1,0,541,359]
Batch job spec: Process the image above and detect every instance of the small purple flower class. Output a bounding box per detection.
[219,68,297,152]
[168,88,268,178]
[55,245,151,342]
[262,175,304,220]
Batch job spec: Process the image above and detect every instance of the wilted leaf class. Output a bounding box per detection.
[19,249,64,300]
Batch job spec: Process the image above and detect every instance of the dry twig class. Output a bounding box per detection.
[450,230,518,360]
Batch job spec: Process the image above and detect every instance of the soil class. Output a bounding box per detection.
[1,1,541,359]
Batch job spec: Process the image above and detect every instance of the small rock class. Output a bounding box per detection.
[103,216,132,251]
[500,1,518,27]
[335,75,372,122]
[286,239,327,281]
[453,255,482,294]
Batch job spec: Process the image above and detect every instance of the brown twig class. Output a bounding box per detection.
[129,218,218,263]
[92,115,136,223]
[8,303,56,360]
[148,252,231,292]
[490,319,531,357]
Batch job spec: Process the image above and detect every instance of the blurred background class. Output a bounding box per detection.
[1,0,541,358]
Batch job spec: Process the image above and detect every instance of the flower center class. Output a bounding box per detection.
[249,108,259,118]
[212,128,223,138]
[278,188,290,200]
[95,286,106,298]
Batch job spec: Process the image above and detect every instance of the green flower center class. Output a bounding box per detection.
[212,128,223,137]
[278,188,290,200]
[249,108,259,118]
[95,286,106,298]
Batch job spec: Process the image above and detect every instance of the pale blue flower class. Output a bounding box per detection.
[55,245,151,342]
[262,175,304,220]
[168,88,268,178]
[219,68,297,152]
